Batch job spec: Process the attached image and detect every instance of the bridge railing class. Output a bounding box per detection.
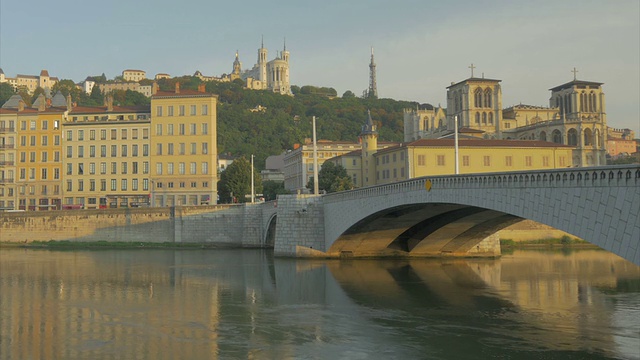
[323,165,640,204]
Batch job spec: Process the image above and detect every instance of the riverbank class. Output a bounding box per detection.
[0,240,259,250]
[500,235,600,249]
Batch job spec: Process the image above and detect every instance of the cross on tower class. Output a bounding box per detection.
[469,63,476,78]
[572,67,578,81]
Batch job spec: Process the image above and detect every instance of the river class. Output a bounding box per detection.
[0,248,638,359]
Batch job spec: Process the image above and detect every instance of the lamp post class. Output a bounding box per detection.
[250,154,255,203]
[312,116,319,195]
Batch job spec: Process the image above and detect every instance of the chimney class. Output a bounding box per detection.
[37,94,46,111]
[152,82,158,95]
[107,95,113,112]
[66,95,72,112]
[46,98,52,107]
[18,100,25,112]
[293,143,300,150]
[198,83,205,93]
[175,82,180,94]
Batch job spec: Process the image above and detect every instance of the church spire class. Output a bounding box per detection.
[367,47,378,99]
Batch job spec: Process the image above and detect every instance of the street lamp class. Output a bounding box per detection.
[251,154,255,203]
[293,115,319,195]
[454,115,459,175]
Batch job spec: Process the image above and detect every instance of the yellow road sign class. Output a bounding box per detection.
[425,179,432,192]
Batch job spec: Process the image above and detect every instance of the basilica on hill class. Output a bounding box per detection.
[231,39,292,96]
[403,66,628,167]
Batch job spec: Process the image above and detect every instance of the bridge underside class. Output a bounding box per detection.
[327,203,523,258]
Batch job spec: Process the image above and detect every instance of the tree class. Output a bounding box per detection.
[0,83,16,107]
[217,157,262,203]
[262,181,289,201]
[342,90,356,99]
[307,161,353,193]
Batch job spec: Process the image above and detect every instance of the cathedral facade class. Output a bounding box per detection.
[404,72,610,167]
[235,40,291,95]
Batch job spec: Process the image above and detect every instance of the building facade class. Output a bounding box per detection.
[405,72,613,167]
[122,69,146,82]
[0,69,59,94]
[150,84,218,206]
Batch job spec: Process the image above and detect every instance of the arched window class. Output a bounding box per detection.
[488,112,493,124]
[589,92,596,112]
[423,118,429,131]
[594,129,600,147]
[539,131,547,142]
[474,88,482,108]
[584,128,593,146]
[552,130,562,144]
[484,88,492,108]
[567,128,578,146]
[565,94,571,114]
[482,112,487,124]
[475,112,480,124]
[580,92,586,112]
[557,96,564,114]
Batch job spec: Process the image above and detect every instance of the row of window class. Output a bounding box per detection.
[70,114,149,122]
[65,161,150,176]
[66,178,149,192]
[378,167,406,180]
[65,144,150,158]
[154,123,209,136]
[0,185,60,197]
[66,128,149,141]
[378,152,405,165]
[155,162,209,175]
[19,119,59,131]
[414,155,566,167]
[156,104,208,117]
[156,142,208,155]
[20,135,60,146]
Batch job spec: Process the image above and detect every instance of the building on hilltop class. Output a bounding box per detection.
[122,69,146,82]
[0,69,59,95]
[404,67,615,167]
[239,39,291,95]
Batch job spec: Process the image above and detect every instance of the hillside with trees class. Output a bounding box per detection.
[0,75,427,170]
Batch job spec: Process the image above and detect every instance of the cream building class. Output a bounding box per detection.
[0,108,18,210]
[0,69,59,94]
[150,83,218,206]
[405,70,612,167]
[239,40,291,95]
[62,96,151,209]
[99,82,152,97]
[122,69,146,82]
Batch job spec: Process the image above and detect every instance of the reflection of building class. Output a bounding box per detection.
[406,70,619,167]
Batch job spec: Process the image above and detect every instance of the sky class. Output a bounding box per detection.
[1,0,638,134]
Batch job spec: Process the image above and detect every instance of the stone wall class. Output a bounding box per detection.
[0,204,268,247]
[273,195,326,257]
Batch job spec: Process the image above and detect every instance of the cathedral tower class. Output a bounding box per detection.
[258,36,268,85]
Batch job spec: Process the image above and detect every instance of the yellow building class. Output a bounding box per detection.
[374,139,574,185]
[0,108,18,209]
[150,83,218,206]
[61,96,151,209]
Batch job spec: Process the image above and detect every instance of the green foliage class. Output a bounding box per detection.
[0,83,16,107]
[86,73,107,83]
[30,87,46,104]
[110,89,150,106]
[217,157,262,203]
[342,90,356,99]
[307,161,353,193]
[192,77,416,168]
[17,88,32,107]
[300,85,337,97]
[608,156,638,165]
[262,180,289,201]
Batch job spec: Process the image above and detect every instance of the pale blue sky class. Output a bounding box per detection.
[1,0,638,133]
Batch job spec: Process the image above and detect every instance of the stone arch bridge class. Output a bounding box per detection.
[270,165,640,265]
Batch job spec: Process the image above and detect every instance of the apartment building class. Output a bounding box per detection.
[150,83,218,206]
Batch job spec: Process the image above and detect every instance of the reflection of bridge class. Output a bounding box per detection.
[271,165,640,265]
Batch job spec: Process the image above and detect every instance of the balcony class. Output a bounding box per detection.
[0,178,15,183]
[0,144,15,149]
[0,161,15,166]
[0,127,16,133]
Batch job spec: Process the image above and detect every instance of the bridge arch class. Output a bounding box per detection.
[264,214,277,248]
[318,166,640,264]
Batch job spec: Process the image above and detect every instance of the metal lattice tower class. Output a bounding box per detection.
[368,47,378,99]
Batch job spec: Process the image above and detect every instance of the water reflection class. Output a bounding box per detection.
[0,249,638,359]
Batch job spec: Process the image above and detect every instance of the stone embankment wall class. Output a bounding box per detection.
[498,220,576,241]
[0,204,269,247]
